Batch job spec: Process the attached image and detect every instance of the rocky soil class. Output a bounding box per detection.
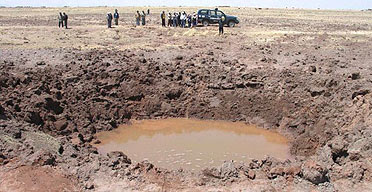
[1,7,372,192]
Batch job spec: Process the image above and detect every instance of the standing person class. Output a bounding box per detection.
[63,12,68,29]
[184,12,187,27]
[177,12,181,26]
[173,13,177,27]
[147,9,150,15]
[141,11,146,26]
[219,16,225,35]
[192,12,197,27]
[168,13,172,27]
[180,12,186,28]
[183,12,187,28]
[114,9,119,25]
[180,12,184,28]
[135,11,141,26]
[161,11,166,27]
[187,14,192,28]
[107,12,113,28]
[58,12,64,28]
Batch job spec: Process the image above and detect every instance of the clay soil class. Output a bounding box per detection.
[1,6,372,191]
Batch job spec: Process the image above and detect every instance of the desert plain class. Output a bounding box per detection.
[0,6,372,191]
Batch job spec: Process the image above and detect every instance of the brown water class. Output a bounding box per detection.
[95,118,290,171]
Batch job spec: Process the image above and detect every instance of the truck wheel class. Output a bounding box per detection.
[228,21,236,27]
[202,20,209,27]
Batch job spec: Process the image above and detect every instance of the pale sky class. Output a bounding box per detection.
[1,0,372,10]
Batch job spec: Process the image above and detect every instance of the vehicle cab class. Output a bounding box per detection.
[197,8,240,27]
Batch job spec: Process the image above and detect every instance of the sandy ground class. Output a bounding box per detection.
[1,6,372,191]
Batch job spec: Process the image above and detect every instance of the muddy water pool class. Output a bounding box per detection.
[95,118,290,171]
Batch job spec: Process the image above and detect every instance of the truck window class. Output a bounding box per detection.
[209,10,216,16]
[217,11,224,17]
[199,10,208,15]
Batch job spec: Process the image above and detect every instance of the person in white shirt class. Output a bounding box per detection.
[181,12,187,28]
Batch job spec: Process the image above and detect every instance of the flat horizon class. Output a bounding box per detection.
[0,5,369,11]
[1,0,372,10]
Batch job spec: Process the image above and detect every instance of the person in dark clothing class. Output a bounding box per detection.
[177,12,181,26]
[58,12,64,28]
[135,11,141,26]
[63,12,68,29]
[192,12,197,27]
[141,11,146,25]
[219,16,225,35]
[161,11,166,27]
[114,9,119,25]
[168,13,172,27]
[147,9,150,15]
[187,14,192,28]
[107,13,113,28]
[173,13,177,27]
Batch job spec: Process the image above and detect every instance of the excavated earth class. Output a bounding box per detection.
[1,7,372,192]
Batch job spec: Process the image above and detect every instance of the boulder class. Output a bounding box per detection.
[202,167,221,179]
[242,167,256,180]
[301,160,328,185]
[107,151,131,167]
[30,150,57,166]
[54,120,68,131]
[140,160,154,172]
[220,161,239,179]
[283,164,301,176]
[317,145,334,167]
[329,136,349,163]
[248,159,260,169]
[330,162,365,181]
[268,166,284,179]
[348,138,372,161]
[131,160,154,173]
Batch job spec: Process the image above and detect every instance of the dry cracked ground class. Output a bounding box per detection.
[1,6,372,192]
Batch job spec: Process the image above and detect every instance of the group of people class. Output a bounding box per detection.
[160,10,225,35]
[106,9,120,28]
[57,8,225,35]
[58,9,152,28]
[108,9,150,28]
[160,11,197,28]
[135,10,149,26]
[58,12,68,29]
